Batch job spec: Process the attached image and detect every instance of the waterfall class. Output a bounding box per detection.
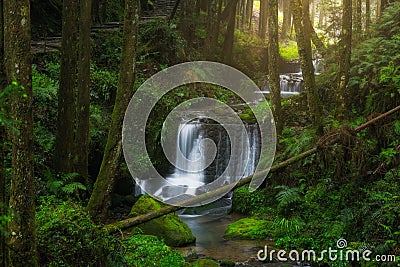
[259,59,324,98]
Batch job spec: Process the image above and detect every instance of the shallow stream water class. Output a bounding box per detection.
[178,213,299,267]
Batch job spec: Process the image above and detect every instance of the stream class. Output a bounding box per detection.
[178,214,289,266]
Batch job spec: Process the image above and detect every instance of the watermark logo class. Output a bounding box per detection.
[122,61,276,207]
[257,238,397,263]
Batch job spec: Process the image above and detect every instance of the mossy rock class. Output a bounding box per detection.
[187,259,219,267]
[224,217,271,239]
[128,195,196,247]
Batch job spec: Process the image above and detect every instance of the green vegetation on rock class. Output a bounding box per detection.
[224,218,271,239]
[129,195,196,247]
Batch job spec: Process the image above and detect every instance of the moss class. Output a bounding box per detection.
[187,259,219,267]
[129,195,196,247]
[224,218,271,240]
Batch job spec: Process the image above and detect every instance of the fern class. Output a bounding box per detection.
[275,185,303,208]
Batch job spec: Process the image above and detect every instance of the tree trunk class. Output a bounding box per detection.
[336,0,352,120]
[0,1,7,264]
[74,0,92,185]
[222,0,238,64]
[268,0,282,135]
[4,0,38,265]
[246,0,253,29]
[366,0,371,30]
[55,0,79,174]
[259,0,268,40]
[291,0,323,134]
[354,0,362,42]
[282,0,291,39]
[87,0,140,222]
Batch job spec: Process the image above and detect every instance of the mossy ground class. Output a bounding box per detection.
[224,217,272,240]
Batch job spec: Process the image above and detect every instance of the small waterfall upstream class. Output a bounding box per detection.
[259,58,324,98]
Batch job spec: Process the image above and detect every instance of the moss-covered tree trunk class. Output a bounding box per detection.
[336,0,352,120]
[74,0,92,183]
[87,0,140,222]
[354,0,362,43]
[0,1,8,265]
[55,0,78,174]
[268,0,282,135]
[222,0,238,64]
[4,0,38,265]
[291,0,323,134]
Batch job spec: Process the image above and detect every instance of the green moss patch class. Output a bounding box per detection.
[279,41,299,61]
[224,218,271,240]
[187,259,219,267]
[129,195,196,247]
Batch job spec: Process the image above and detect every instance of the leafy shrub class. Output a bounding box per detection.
[232,185,274,217]
[122,234,185,267]
[36,197,119,266]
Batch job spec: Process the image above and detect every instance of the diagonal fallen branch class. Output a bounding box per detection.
[104,105,400,233]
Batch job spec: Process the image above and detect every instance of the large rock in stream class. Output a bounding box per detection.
[128,195,196,247]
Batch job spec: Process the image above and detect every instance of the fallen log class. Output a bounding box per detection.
[104,105,400,233]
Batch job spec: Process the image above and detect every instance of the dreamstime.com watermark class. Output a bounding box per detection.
[257,238,398,263]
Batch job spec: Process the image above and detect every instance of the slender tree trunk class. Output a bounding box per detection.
[222,0,238,64]
[74,0,92,185]
[4,0,38,265]
[268,0,282,135]
[291,0,323,133]
[354,0,362,42]
[259,0,268,40]
[365,0,371,30]
[246,0,253,29]
[55,0,79,174]
[282,0,291,39]
[87,0,140,222]
[380,0,389,15]
[169,0,181,22]
[336,0,352,120]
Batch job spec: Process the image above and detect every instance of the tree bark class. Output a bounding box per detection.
[354,0,362,42]
[246,0,253,29]
[291,0,323,134]
[268,0,282,135]
[87,0,140,222]
[336,0,352,120]
[282,0,291,39]
[259,0,268,40]
[55,0,79,174]
[4,0,38,265]
[74,0,92,185]
[0,1,8,264]
[222,0,238,64]
[366,0,371,30]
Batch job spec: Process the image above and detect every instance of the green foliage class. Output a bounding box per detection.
[0,203,11,238]
[90,67,119,105]
[44,170,86,200]
[350,2,400,113]
[275,185,303,209]
[0,81,27,130]
[122,234,185,267]
[36,197,120,266]
[232,185,274,217]
[139,19,187,65]
[279,41,299,61]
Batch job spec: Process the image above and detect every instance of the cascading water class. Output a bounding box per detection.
[259,58,324,98]
[162,121,261,216]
